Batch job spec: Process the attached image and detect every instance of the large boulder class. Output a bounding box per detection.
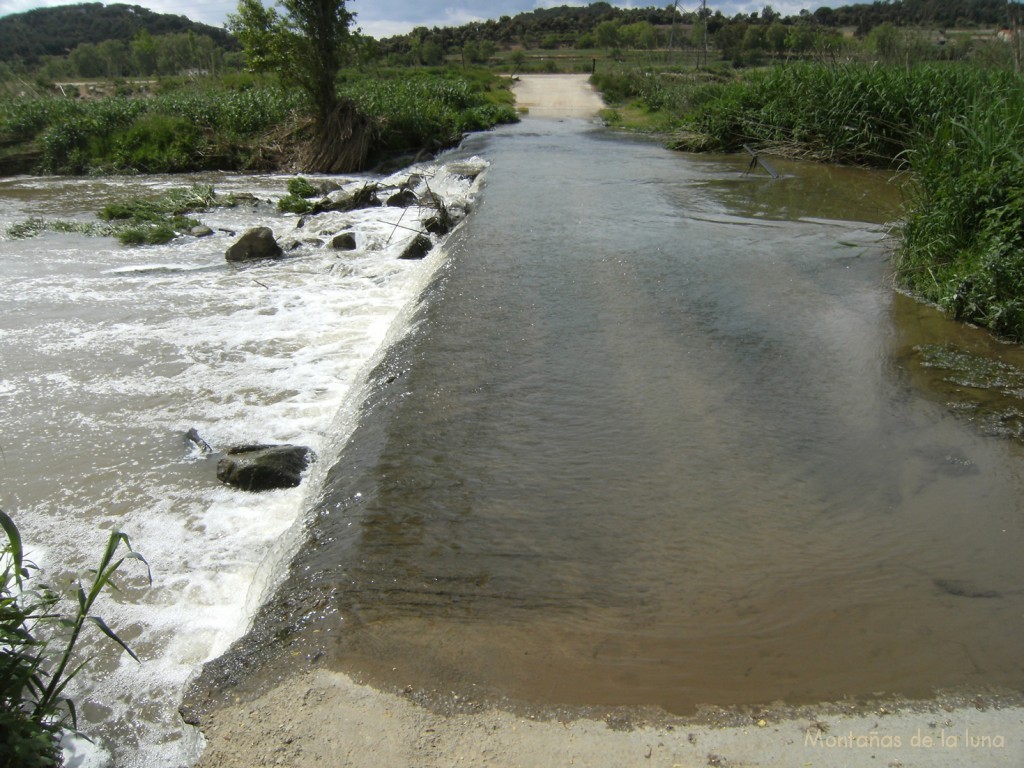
[225,227,283,262]
[216,444,315,491]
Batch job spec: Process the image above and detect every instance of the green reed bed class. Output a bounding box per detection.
[897,90,1024,340]
[0,69,516,175]
[0,86,302,174]
[339,70,518,158]
[667,64,1017,165]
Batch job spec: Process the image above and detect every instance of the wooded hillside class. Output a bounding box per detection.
[379,0,1016,57]
[0,2,236,64]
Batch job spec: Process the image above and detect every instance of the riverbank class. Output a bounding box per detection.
[193,669,1023,767]
[0,68,517,176]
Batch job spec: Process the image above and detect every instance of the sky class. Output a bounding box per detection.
[0,0,817,39]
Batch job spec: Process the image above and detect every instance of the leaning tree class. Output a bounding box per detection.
[230,0,373,172]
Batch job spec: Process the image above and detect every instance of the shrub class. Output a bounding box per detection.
[111,114,203,173]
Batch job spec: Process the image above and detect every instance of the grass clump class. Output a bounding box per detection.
[99,184,219,221]
[5,218,117,240]
[97,184,221,244]
[286,177,319,198]
[277,176,319,213]
[0,509,150,768]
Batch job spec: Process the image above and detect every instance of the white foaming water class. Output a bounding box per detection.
[0,158,487,767]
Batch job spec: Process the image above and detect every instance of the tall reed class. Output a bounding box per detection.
[1,510,149,768]
[896,89,1024,339]
[680,63,1020,166]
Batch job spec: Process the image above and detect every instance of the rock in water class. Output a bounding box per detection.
[398,234,433,260]
[314,184,382,213]
[385,189,418,207]
[216,444,315,491]
[225,227,283,262]
[331,232,357,250]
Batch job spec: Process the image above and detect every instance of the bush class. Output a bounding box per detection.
[112,114,203,173]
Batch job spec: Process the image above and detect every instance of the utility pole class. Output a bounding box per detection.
[1012,0,1022,72]
[696,0,709,69]
[702,0,709,68]
[667,0,680,66]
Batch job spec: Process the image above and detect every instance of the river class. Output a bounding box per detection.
[190,119,1024,726]
[4,115,1024,767]
[0,162,486,766]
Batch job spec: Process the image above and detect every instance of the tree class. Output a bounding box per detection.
[132,30,158,75]
[229,0,372,172]
[595,20,620,49]
[785,23,817,54]
[766,20,788,56]
[69,43,104,78]
[867,21,901,63]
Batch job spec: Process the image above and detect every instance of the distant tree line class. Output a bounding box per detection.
[376,2,684,64]
[0,2,236,65]
[809,0,1012,33]
[0,0,1017,79]
[36,31,234,79]
[377,0,1017,66]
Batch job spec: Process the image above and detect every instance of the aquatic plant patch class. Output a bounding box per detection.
[6,185,234,246]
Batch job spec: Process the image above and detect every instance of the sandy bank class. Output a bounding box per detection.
[511,73,605,119]
[194,669,1022,767]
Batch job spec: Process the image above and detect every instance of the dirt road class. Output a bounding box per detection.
[511,73,605,118]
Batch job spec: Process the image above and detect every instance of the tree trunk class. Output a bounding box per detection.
[303,98,375,173]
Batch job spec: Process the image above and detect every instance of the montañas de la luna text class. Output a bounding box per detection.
[804,728,1006,750]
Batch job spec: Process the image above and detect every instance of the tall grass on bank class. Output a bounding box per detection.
[592,68,734,133]
[599,63,1021,167]
[897,91,1024,340]
[340,71,517,158]
[0,69,517,175]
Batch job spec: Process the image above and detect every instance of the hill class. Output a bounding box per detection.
[379,0,1015,58]
[0,2,236,64]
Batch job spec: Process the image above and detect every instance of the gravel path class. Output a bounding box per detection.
[511,73,606,118]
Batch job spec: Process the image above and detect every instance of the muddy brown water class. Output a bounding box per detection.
[191,119,1024,719]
